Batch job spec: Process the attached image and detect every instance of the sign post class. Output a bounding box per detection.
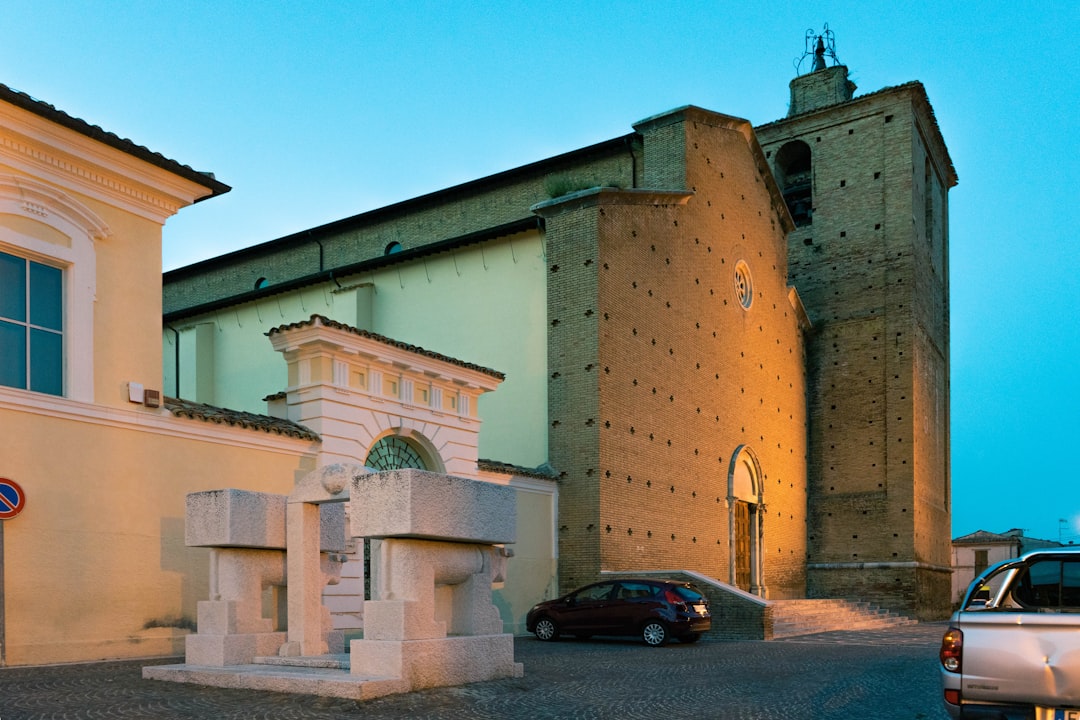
[0,477,18,664]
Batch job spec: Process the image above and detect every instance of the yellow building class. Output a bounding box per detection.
[0,83,323,666]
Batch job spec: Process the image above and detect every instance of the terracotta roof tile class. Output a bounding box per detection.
[0,82,230,197]
[267,314,505,380]
[952,530,1020,544]
[165,397,319,441]
[478,459,559,481]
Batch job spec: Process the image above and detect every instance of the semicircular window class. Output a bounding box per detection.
[365,436,427,471]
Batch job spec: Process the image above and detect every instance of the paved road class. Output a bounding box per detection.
[0,623,950,720]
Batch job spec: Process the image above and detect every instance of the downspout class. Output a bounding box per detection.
[312,236,324,273]
[625,135,638,188]
[166,325,180,398]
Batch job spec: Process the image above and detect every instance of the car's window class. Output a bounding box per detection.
[1008,559,1080,610]
[575,583,615,601]
[1015,560,1062,608]
[1064,562,1080,607]
[617,582,656,599]
[963,563,1016,610]
[672,585,705,603]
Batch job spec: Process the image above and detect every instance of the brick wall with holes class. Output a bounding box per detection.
[546,108,809,600]
[757,85,952,618]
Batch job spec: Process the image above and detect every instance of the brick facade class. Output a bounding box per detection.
[538,108,809,600]
[756,70,955,619]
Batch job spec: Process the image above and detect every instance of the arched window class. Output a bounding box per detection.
[364,435,427,471]
[384,241,402,256]
[774,141,813,227]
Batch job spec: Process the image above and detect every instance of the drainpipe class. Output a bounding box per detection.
[312,236,324,273]
[166,326,180,398]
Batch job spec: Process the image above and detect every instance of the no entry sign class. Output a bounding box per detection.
[0,478,26,519]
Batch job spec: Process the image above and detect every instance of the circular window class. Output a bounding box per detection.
[734,260,753,309]
[364,436,427,471]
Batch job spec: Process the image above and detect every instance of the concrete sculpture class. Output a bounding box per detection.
[144,465,521,699]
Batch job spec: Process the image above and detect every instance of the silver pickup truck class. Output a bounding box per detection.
[940,548,1080,719]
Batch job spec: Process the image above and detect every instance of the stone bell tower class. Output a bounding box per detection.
[755,27,957,619]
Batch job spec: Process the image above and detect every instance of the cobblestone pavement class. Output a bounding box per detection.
[0,623,951,720]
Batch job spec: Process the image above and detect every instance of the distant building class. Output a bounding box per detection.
[951,529,1064,604]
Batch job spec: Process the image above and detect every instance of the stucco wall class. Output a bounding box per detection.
[164,228,549,469]
[0,396,314,665]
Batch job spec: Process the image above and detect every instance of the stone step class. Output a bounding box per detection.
[768,598,915,638]
[253,654,351,670]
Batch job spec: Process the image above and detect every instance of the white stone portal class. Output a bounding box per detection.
[144,466,521,699]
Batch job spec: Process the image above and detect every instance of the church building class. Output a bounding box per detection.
[162,33,955,621]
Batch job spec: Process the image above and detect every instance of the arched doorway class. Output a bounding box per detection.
[727,446,766,597]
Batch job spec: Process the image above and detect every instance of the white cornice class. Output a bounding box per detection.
[270,322,503,393]
[0,102,214,224]
[0,386,318,456]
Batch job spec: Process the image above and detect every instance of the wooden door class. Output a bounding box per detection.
[735,501,751,591]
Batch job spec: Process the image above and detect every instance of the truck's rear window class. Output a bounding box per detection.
[1013,560,1080,609]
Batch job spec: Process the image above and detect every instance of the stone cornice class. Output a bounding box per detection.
[267,314,505,388]
[531,187,693,217]
[0,100,222,224]
[0,386,318,455]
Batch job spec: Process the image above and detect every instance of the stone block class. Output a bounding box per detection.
[363,600,445,641]
[185,631,285,666]
[186,490,286,549]
[185,489,345,552]
[196,600,239,635]
[350,470,516,544]
[349,635,522,688]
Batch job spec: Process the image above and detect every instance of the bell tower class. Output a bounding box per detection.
[755,27,957,619]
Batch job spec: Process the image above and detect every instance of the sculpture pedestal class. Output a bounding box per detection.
[350,634,522,688]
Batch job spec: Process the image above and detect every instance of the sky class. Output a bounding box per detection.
[3,2,1078,543]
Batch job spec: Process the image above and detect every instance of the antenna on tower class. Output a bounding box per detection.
[795,24,840,75]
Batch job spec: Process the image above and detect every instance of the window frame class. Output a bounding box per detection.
[0,249,65,395]
[0,174,108,402]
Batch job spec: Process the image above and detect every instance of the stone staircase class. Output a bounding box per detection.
[602,570,918,641]
[768,598,917,639]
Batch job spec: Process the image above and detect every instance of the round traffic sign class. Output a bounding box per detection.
[0,478,26,519]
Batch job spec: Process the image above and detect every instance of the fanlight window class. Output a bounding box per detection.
[365,436,427,471]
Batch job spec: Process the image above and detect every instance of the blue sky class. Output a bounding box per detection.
[4,2,1077,542]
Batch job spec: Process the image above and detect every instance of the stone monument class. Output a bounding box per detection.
[143,465,521,699]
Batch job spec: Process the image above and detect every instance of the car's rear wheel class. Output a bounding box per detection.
[678,633,702,643]
[641,620,668,646]
[533,617,559,641]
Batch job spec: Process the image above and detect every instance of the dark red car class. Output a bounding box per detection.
[526,578,711,646]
